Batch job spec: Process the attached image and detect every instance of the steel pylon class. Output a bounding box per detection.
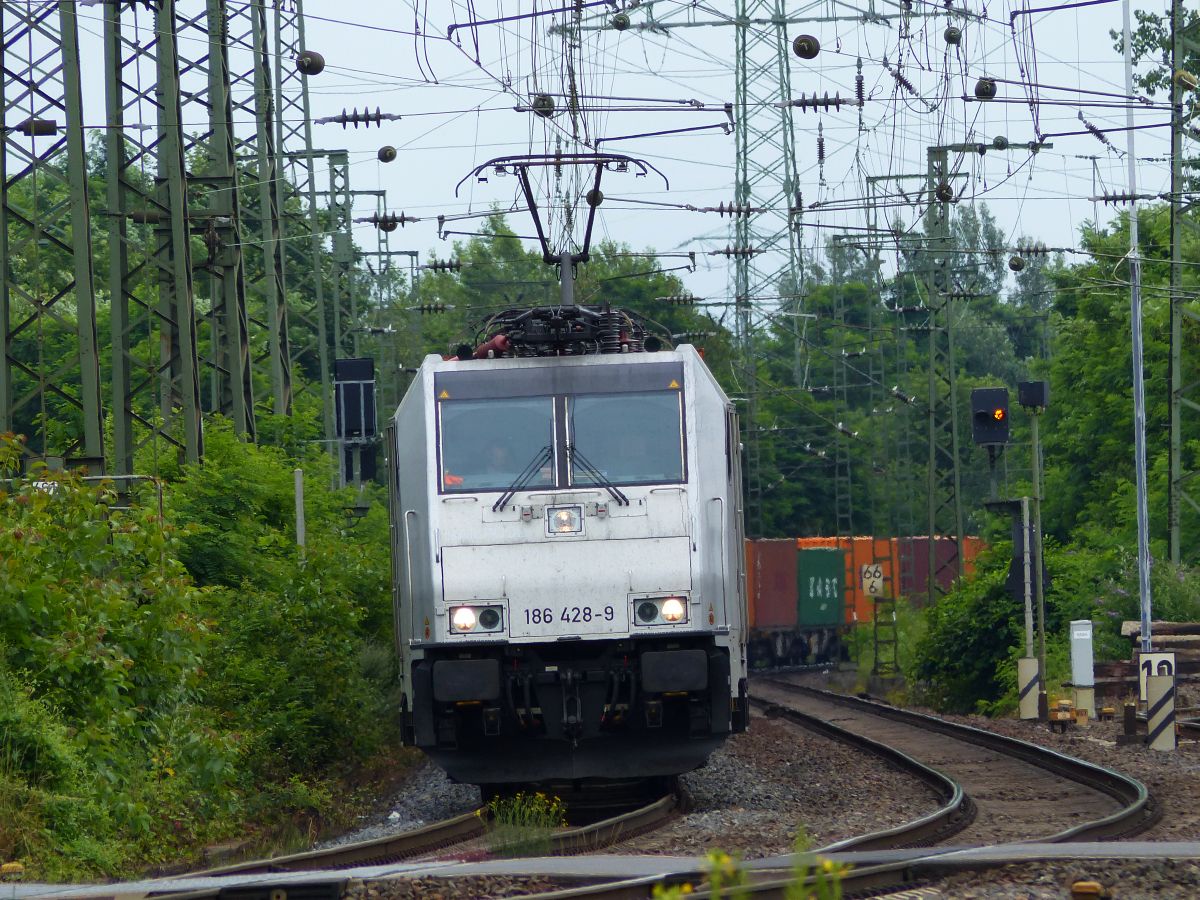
[173,1,257,439]
[0,1,103,465]
[103,1,203,474]
[1167,0,1200,564]
[227,0,293,416]
[923,147,965,602]
[274,0,334,441]
[734,0,804,535]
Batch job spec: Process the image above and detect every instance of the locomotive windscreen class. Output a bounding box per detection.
[569,392,684,485]
[438,396,556,491]
[435,361,687,492]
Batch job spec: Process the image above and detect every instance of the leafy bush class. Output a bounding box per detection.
[0,427,396,877]
[160,419,394,775]
[909,537,1137,713]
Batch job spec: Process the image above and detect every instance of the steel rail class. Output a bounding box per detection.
[747,697,973,850]
[504,859,932,900]
[760,679,1158,842]
[189,809,487,875]
[182,790,681,878]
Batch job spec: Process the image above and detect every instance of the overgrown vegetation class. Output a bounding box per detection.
[0,427,396,878]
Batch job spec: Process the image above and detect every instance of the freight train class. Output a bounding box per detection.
[385,305,748,787]
[745,536,984,666]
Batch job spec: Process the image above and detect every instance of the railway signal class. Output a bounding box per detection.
[971,387,1010,445]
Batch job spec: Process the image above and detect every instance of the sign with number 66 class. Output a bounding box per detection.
[861,563,886,598]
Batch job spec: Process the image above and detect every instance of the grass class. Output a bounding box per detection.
[484,791,567,857]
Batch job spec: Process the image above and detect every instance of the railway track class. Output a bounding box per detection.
[185,789,682,877]
[755,677,1157,845]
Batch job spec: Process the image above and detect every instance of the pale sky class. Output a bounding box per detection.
[68,1,1179,306]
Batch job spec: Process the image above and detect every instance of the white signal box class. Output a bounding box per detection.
[1069,619,1094,688]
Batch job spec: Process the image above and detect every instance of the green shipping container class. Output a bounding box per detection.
[797,548,845,627]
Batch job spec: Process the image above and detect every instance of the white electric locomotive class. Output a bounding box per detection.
[385,306,748,786]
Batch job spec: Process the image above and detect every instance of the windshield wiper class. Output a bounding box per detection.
[567,445,629,507]
[493,445,553,512]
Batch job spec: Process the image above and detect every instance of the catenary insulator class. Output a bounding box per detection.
[296,50,325,76]
[893,69,917,95]
[16,118,57,136]
[792,34,820,59]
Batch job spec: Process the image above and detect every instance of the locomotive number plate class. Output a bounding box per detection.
[512,602,630,637]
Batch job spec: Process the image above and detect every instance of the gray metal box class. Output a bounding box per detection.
[1069,619,1094,687]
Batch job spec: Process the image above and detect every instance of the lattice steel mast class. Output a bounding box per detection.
[175,1,257,438]
[1168,0,1200,563]
[0,1,103,465]
[104,1,203,474]
[274,0,336,443]
[733,0,805,536]
[923,147,965,602]
[227,0,292,415]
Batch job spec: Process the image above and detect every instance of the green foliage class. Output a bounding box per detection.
[910,544,1022,712]
[0,428,394,877]
[160,418,395,774]
[485,791,567,857]
[907,532,1200,713]
[846,600,926,693]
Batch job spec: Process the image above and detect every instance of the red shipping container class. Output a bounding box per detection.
[898,536,982,602]
[745,539,799,630]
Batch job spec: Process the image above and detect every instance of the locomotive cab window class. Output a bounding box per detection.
[439,397,555,491]
[569,391,685,486]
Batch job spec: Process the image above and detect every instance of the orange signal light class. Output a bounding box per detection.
[992,408,1006,422]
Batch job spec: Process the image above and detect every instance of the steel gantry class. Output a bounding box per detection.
[733,0,804,537]
[103,0,203,474]
[0,1,103,465]
[6,0,344,474]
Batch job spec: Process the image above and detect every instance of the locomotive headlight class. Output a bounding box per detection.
[478,607,501,630]
[634,595,690,626]
[546,505,583,534]
[451,606,477,632]
[660,597,687,623]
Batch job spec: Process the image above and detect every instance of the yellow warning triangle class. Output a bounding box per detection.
[668,379,680,389]
[438,389,450,399]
